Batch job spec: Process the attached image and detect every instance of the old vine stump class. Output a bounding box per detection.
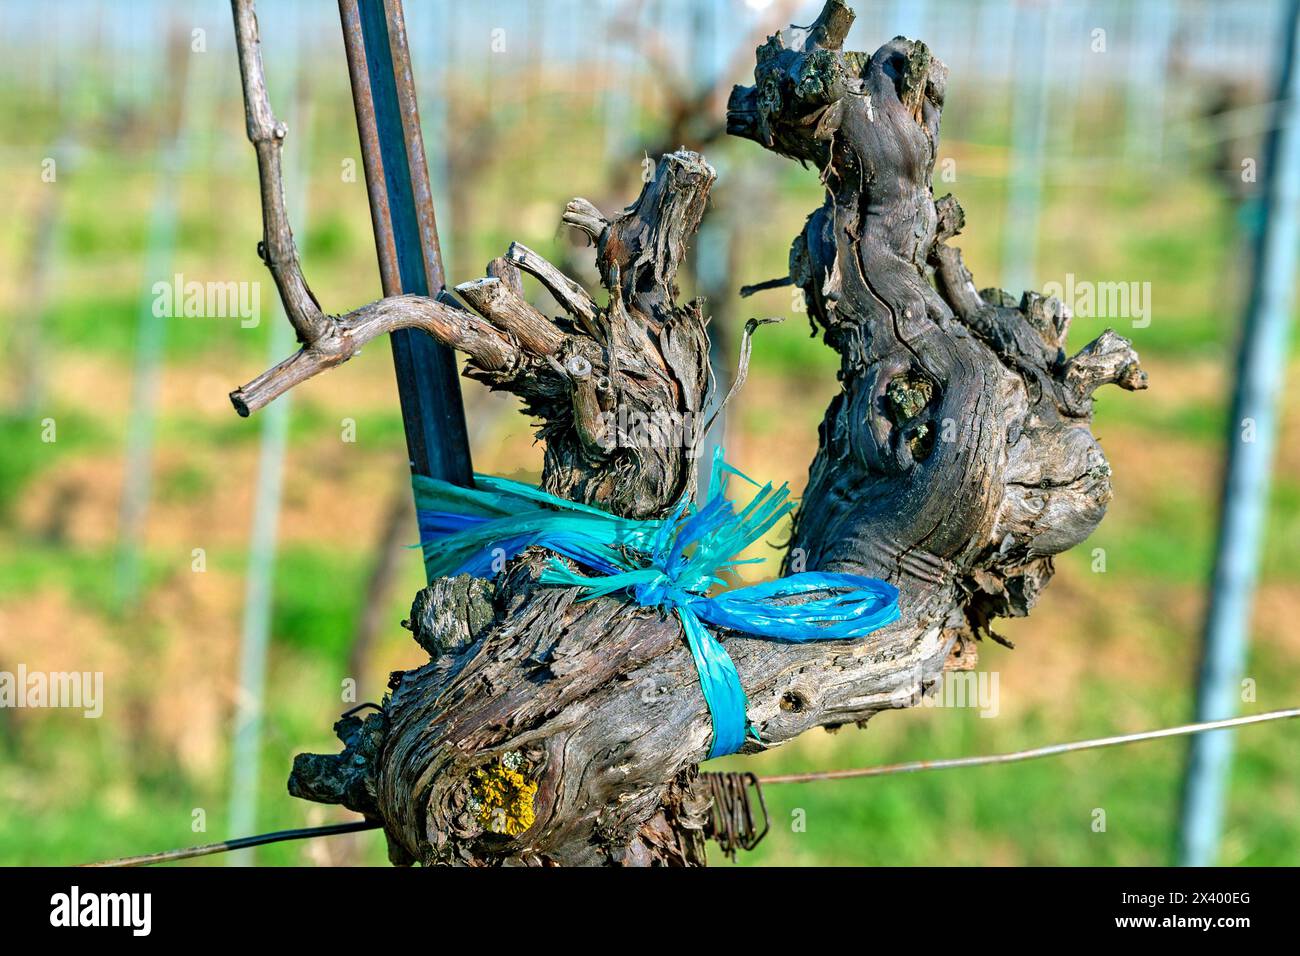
[284,0,1145,866]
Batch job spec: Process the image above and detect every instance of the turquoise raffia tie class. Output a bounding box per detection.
[411,448,900,759]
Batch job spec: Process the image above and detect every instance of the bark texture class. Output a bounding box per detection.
[278,0,1146,866]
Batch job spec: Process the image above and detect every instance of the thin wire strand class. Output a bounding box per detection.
[82,708,1300,866]
[83,820,380,868]
[756,708,1300,785]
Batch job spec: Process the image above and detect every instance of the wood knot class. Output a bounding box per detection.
[780,690,808,713]
[886,375,938,461]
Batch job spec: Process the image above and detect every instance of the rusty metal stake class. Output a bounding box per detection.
[339,0,473,530]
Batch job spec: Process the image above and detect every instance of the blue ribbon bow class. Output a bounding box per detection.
[412,449,900,758]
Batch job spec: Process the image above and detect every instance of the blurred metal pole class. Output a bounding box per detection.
[1178,0,1300,868]
[890,0,928,40]
[1125,0,1175,164]
[339,0,474,546]
[1000,0,1053,298]
[695,0,731,483]
[15,46,89,417]
[603,0,632,162]
[114,28,195,609]
[15,133,71,416]
[1051,0,1087,159]
[977,0,1017,88]
[227,5,309,866]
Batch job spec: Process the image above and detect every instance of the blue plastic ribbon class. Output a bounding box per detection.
[412,449,900,758]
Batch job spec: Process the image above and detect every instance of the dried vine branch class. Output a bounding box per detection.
[228,0,516,416]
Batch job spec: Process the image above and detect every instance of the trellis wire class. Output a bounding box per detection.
[83,707,1300,867]
[757,708,1300,785]
[83,821,379,868]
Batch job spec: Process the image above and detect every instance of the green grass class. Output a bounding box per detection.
[270,547,368,663]
[0,409,115,516]
[1,66,1297,869]
[711,659,1299,867]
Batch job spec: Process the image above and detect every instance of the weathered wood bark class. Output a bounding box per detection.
[268,1,1147,866]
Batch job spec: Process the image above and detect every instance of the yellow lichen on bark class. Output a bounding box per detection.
[469,754,537,836]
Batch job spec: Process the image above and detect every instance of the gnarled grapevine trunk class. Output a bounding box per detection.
[257,0,1146,866]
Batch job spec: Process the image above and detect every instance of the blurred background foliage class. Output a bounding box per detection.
[0,0,1296,866]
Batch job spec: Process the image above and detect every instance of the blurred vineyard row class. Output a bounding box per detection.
[0,0,1296,865]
